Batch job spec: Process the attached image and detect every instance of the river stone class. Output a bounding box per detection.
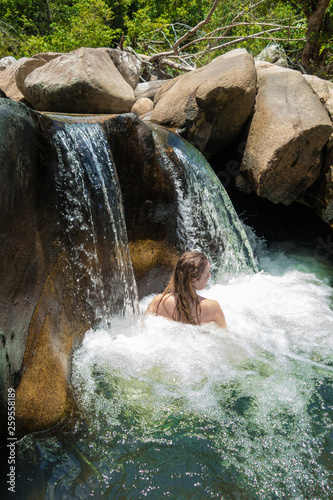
[0,57,29,101]
[15,52,63,94]
[150,48,257,155]
[131,97,154,117]
[21,47,136,113]
[240,62,333,205]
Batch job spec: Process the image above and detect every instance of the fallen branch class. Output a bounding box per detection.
[149,0,221,62]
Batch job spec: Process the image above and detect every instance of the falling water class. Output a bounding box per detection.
[52,120,139,326]
[149,124,258,278]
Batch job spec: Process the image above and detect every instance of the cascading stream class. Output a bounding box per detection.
[149,124,258,278]
[52,120,139,326]
[7,120,333,500]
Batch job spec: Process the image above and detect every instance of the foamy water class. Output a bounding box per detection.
[69,244,333,498]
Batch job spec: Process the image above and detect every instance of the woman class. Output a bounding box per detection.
[146,251,226,328]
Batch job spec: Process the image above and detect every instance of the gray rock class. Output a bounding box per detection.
[0,56,16,68]
[134,80,166,100]
[255,43,289,68]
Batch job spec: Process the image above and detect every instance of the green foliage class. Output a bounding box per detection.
[20,0,123,55]
[0,0,332,78]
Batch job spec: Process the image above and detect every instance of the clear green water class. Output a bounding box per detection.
[5,242,333,500]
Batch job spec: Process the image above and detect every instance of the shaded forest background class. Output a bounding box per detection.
[0,0,332,79]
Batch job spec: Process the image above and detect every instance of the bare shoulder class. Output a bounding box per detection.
[200,298,227,329]
[145,293,175,316]
[145,294,163,314]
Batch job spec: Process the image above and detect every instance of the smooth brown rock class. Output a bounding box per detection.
[151,49,257,155]
[22,47,136,113]
[131,97,154,117]
[240,62,332,205]
[15,52,63,94]
[0,58,29,101]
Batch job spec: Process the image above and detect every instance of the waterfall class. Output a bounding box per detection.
[149,124,258,279]
[5,117,333,500]
[52,120,139,326]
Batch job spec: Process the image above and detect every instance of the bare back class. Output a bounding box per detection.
[146,293,226,328]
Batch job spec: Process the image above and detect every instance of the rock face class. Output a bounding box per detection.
[21,47,136,113]
[240,62,332,205]
[105,114,179,297]
[0,99,84,437]
[0,100,136,439]
[0,105,188,439]
[150,48,257,155]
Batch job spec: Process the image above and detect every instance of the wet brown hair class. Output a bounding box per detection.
[157,251,209,324]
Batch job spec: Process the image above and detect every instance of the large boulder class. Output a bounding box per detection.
[107,48,142,89]
[15,52,63,94]
[150,48,257,155]
[0,57,29,101]
[21,47,136,113]
[303,75,333,224]
[0,100,135,439]
[240,62,332,205]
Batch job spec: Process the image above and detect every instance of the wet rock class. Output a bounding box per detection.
[105,113,179,297]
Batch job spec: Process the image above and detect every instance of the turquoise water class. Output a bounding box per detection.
[8,242,333,499]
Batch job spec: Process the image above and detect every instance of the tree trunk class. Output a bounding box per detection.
[301,0,330,73]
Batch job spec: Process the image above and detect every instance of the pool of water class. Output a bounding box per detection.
[3,241,333,499]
